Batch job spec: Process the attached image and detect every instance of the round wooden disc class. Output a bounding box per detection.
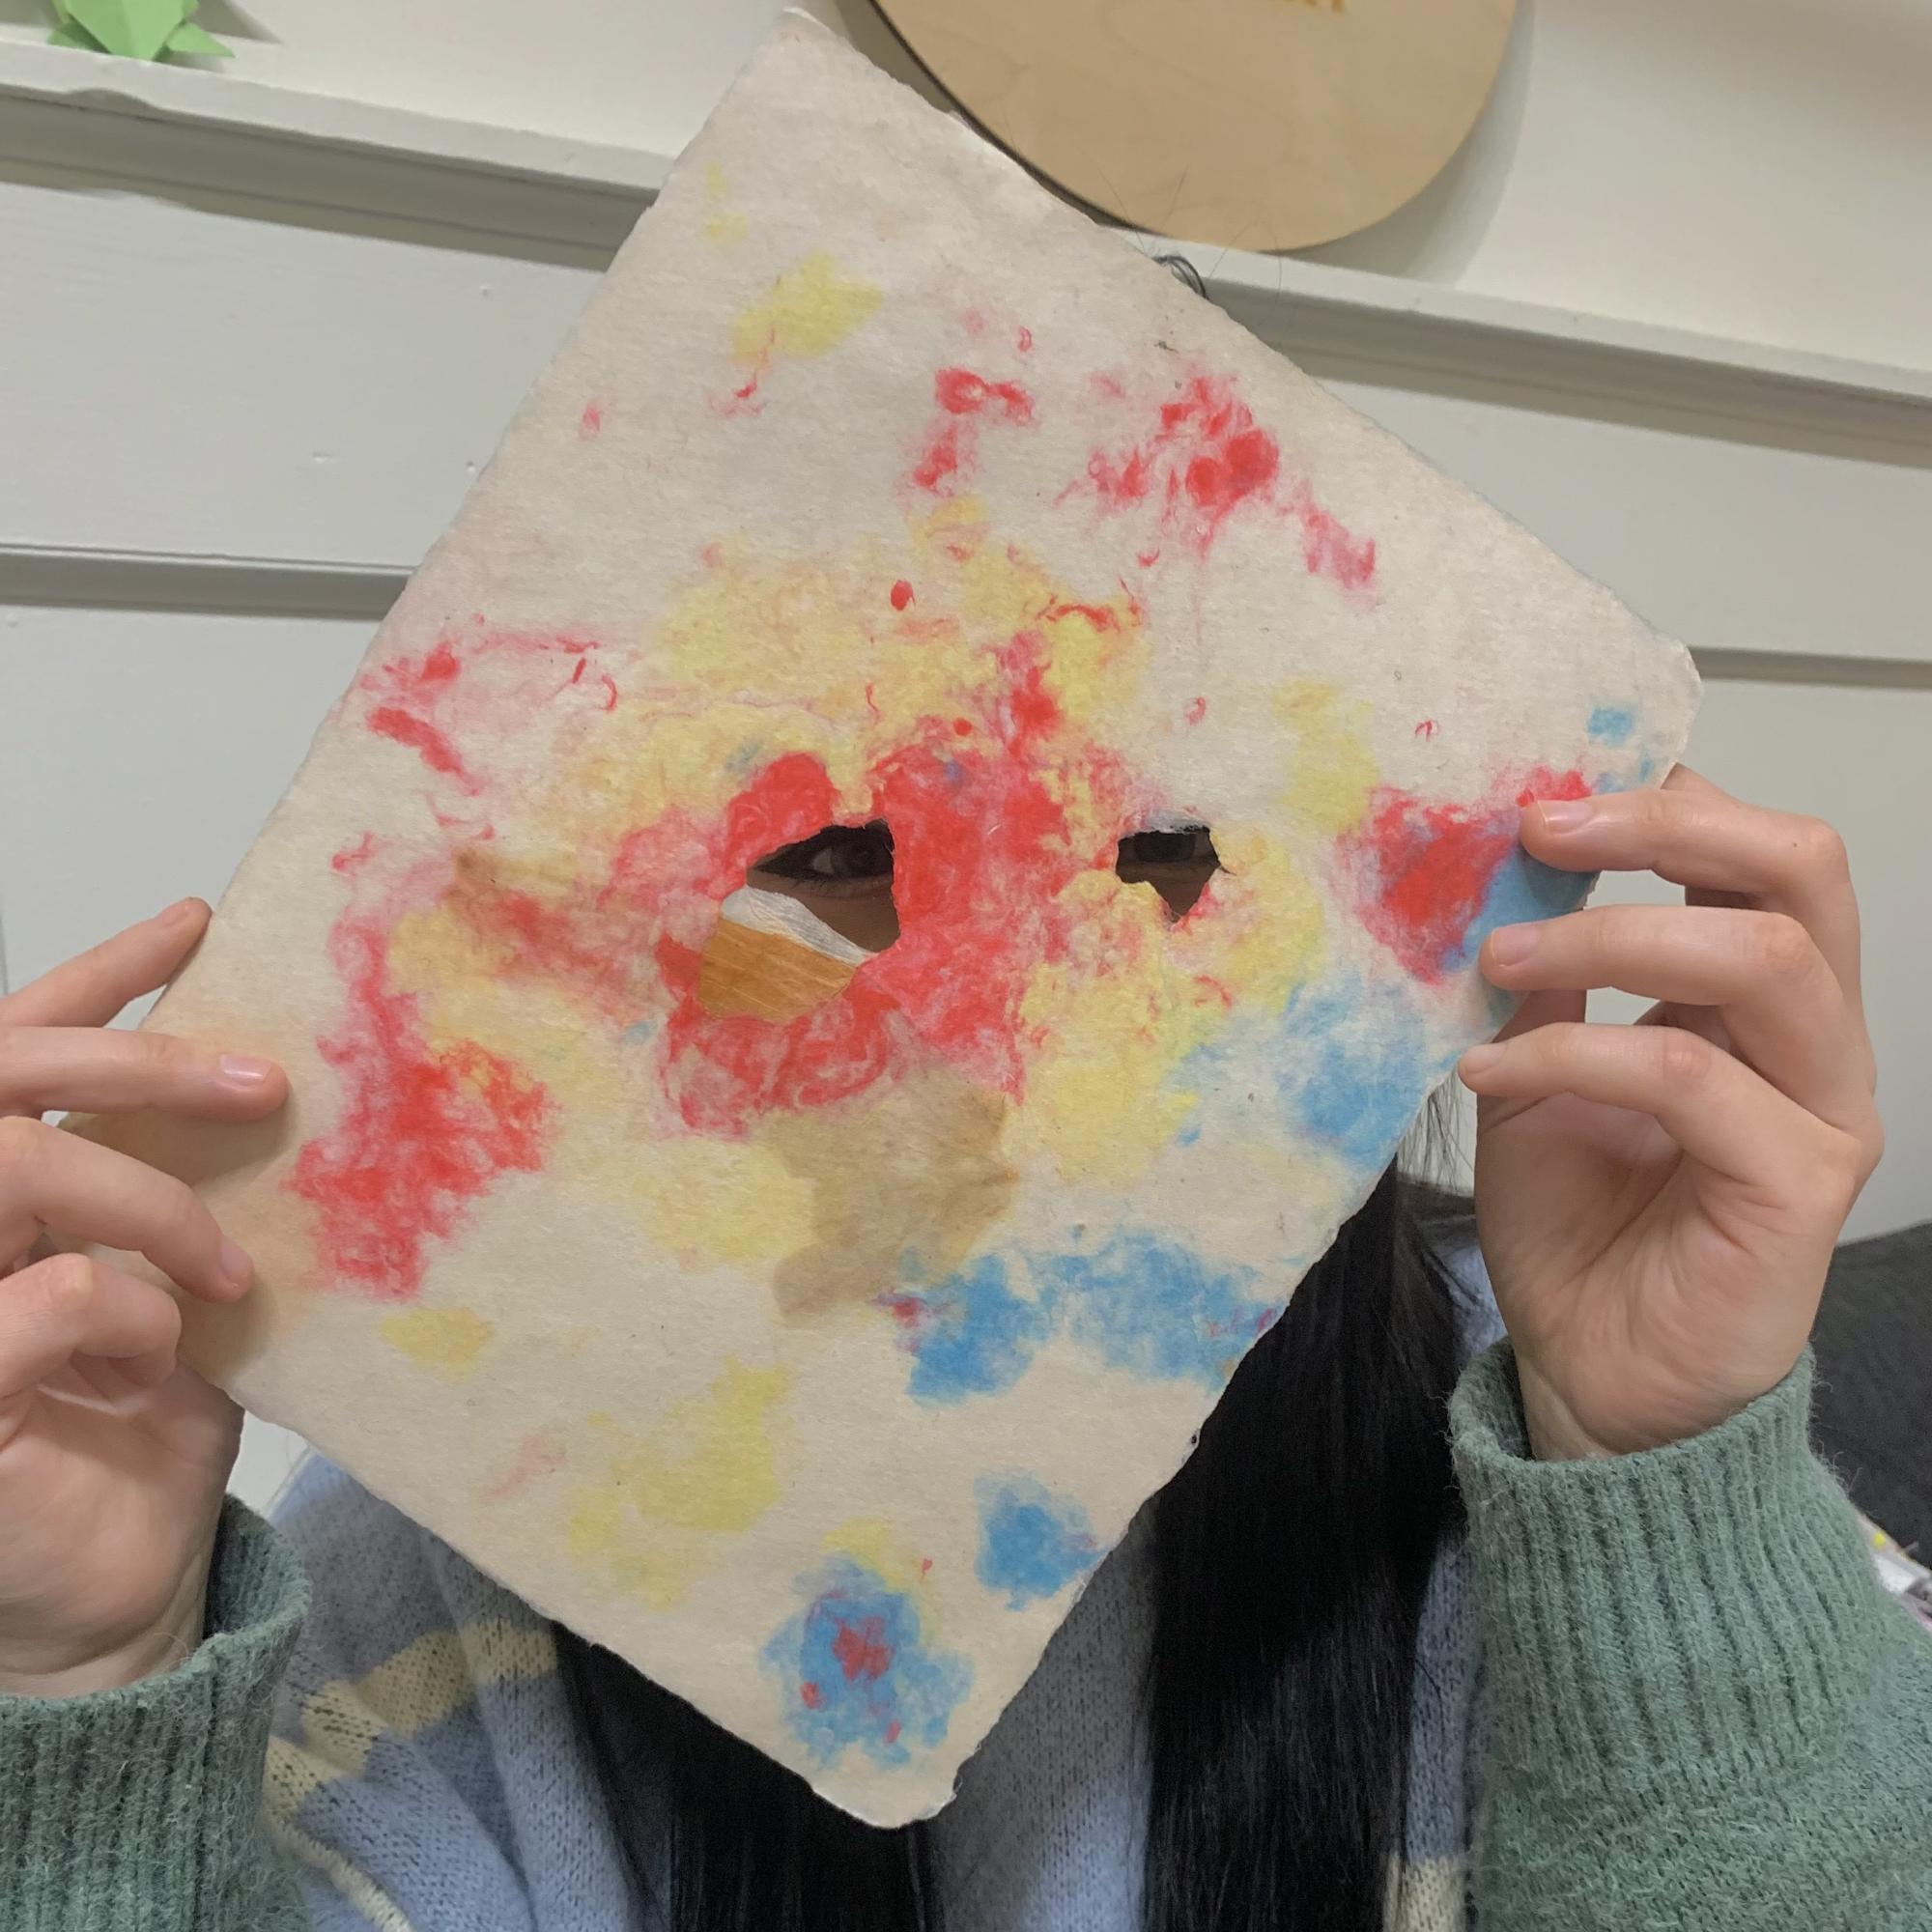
[869,0,1516,251]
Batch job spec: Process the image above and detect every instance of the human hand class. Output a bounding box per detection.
[1459,767,1883,1459]
[0,902,287,1694]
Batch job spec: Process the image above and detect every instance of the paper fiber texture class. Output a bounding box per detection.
[78,14,1697,1823]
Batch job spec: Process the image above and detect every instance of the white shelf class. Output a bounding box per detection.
[0,37,668,250]
[0,36,669,190]
[5,35,1928,686]
[4,34,1930,434]
[1154,242,1932,449]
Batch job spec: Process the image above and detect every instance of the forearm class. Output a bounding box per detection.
[1454,1343,1932,1931]
[0,1498,311,1932]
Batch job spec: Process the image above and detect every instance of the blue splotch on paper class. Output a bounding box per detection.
[976,1475,1100,1609]
[765,1555,973,1768]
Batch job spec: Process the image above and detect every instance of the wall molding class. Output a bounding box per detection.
[7,39,1928,687]
[0,542,402,619]
[6,541,1926,692]
[5,36,1930,449]
[0,39,663,252]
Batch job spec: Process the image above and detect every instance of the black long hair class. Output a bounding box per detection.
[556,1158,1465,1932]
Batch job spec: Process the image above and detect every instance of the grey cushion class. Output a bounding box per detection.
[1809,1222,1932,1554]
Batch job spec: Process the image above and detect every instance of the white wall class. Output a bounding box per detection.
[4,3,1926,1508]
[0,610,373,1507]
[4,0,1928,364]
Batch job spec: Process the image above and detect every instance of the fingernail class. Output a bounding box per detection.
[218,1236,254,1293]
[1533,799,1593,832]
[1488,923,1539,965]
[218,1054,275,1088]
[163,896,203,925]
[1460,1044,1503,1077]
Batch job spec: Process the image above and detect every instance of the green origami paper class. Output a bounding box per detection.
[48,0,230,61]
[163,18,229,55]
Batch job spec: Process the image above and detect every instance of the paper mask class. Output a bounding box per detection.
[78,12,1697,1824]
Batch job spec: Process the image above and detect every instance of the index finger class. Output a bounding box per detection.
[1517,767,1863,1015]
[0,900,210,1032]
[0,1117,251,1302]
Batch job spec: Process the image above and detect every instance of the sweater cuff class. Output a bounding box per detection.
[0,1497,309,1931]
[1451,1342,1891,1802]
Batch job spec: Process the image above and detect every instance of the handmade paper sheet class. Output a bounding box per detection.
[78,13,1697,1823]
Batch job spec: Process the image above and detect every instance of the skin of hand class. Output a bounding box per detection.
[1461,765,1885,1459]
[0,901,288,1696]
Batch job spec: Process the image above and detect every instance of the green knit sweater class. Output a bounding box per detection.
[3,1347,1928,1929]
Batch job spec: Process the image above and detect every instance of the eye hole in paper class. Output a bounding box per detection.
[1114,822,1220,921]
[701,821,900,1021]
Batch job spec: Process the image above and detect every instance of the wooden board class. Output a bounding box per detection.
[870,0,1516,249]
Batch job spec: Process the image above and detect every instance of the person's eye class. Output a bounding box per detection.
[1115,823,1220,918]
[1116,827,1217,870]
[750,822,895,896]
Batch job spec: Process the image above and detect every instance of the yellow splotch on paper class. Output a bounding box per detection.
[68,12,1698,1825]
[380,1306,496,1381]
[569,1361,794,1608]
